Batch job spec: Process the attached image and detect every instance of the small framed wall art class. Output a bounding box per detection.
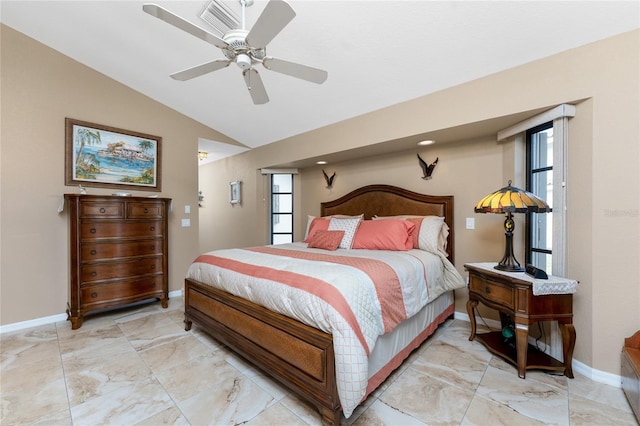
[65,118,162,191]
[229,181,241,205]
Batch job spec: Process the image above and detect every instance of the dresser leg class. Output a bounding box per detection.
[467,299,478,341]
[515,324,529,378]
[66,306,83,330]
[559,323,576,378]
[69,315,83,330]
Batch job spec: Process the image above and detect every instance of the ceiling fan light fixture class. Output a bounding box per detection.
[236,53,252,70]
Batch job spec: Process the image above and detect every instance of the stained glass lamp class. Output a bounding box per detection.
[474,180,550,272]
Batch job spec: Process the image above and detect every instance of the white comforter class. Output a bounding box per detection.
[186,243,465,417]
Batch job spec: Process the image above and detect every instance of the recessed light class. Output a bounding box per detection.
[316,160,327,165]
[417,140,435,146]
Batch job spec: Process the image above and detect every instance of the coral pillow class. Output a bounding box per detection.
[307,230,345,251]
[352,219,415,250]
[404,217,423,249]
[304,217,330,242]
[374,215,449,255]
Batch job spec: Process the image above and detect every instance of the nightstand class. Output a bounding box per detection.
[465,262,577,379]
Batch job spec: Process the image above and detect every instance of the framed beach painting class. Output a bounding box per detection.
[65,118,162,191]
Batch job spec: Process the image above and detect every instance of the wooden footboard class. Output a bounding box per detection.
[184,277,342,425]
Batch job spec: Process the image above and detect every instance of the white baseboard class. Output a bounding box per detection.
[452,311,621,389]
[0,289,184,335]
[0,312,69,334]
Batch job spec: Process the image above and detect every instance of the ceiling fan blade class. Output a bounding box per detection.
[246,0,296,49]
[243,68,269,105]
[170,59,230,81]
[263,57,328,84]
[143,3,229,49]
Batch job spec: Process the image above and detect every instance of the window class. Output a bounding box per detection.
[526,122,553,273]
[270,173,293,244]
[499,104,574,361]
[498,103,573,277]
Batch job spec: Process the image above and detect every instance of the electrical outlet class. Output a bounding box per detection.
[181,218,190,227]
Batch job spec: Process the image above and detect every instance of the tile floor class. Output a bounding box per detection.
[1,297,636,425]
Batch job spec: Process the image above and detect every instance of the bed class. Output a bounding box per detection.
[184,184,464,424]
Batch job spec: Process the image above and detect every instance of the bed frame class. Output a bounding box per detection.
[184,184,455,424]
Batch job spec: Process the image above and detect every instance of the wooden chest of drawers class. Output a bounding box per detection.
[65,194,171,329]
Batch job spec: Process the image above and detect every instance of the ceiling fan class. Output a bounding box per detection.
[143,0,328,104]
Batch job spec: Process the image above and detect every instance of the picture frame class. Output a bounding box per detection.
[65,118,162,192]
[229,181,241,205]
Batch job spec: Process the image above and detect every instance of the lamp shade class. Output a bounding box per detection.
[474,180,550,214]
[474,180,550,272]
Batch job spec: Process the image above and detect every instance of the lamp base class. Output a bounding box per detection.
[495,212,524,272]
[494,262,524,273]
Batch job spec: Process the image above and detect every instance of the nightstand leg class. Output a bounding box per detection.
[559,323,576,378]
[467,299,478,341]
[515,324,529,379]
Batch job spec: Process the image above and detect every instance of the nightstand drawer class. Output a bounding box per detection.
[469,274,513,309]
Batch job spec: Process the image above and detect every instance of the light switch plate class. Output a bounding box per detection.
[185,205,191,214]
[466,217,475,229]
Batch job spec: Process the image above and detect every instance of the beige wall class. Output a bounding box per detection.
[0,25,241,325]
[2,22,638,378]
[199,30,639,377]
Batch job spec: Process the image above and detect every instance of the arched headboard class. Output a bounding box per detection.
[321,185,455,263]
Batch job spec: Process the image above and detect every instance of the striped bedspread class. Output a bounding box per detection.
[186,242,465,417]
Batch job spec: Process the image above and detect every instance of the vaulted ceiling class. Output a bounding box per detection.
[2,1,638,160]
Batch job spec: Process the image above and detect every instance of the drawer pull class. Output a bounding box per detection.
[91,292,98,298]
[99,207,106,213]
[90,271,97,277]
[151,283,156,288]
[150,245,155,250]
[485,286,491,294]
[144,208,149,214]
[90,228,97,234]
[150,264,156,270]
[150,226,155,231]
[90,249,97,255]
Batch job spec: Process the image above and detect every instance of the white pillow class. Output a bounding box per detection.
[304,214,363,240]
[327,217,362,249]
[419,216,448,255]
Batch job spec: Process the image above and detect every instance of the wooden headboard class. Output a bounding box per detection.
[321,185,455,263]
